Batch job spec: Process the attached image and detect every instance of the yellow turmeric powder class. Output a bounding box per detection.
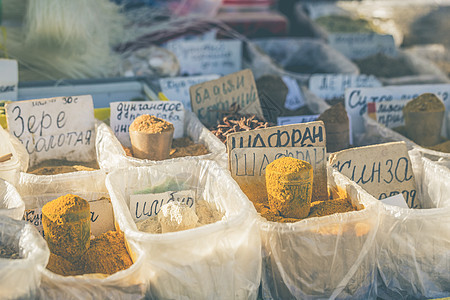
[46,230,133,276]
[266,157,313,219]
[84,230,133,275]
[42,194,90,262]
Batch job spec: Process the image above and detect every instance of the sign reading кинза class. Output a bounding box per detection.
[329,141,418,208]
[189,69,263,127]
[227,121,327,202]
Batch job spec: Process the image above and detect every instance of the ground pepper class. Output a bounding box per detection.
[318,103,350,152]
[28,159,99,175]
[354,53,416,78]
[129,115,174,133]
[0,244,21,259]
[42,194,90,262]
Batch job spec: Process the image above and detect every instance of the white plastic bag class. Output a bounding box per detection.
[375,149,450,299]
[0,178,25,220]
[16,169,147,299]
[106,160,261,299]
[0,215,49,300]
[0,127,28,185]
[97,111,226,172]
[259,167,381,299]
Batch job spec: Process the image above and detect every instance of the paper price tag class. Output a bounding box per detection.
[367,100,407,129]
[166,40,242,76]
[309,74,381,100]
[6,95,95,166]
[345,84,450,139]
[110,101,185,147]
[328,33,397,60]
[277,115,319,126]
[0,59,18,101]
[190,69,263,127]
[330,142,418,208]
[159,74,220,111]
[129,190,196,221]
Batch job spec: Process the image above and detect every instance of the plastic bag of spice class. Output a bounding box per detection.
[106,160,261,299]
[97,111,226,172]
[0,215,50,300]
[15,169,148,299]
[259,167,381,299]
[251,38,359,80]
[0,126,28,185]
[0,178,25,220]
[374,149,450,299]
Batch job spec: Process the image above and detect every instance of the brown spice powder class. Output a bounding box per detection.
[28,159,99,175]
[169,137,209,158]
[403,93,445,113]
[129,114,174,134]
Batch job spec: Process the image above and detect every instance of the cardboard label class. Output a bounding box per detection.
[159,74,220,111]
[166,40,242,76]
[6,95,95,166]
[190,69,263,127]
[330,142,418,208]
[226,121,326,154]
[110,101,185,147]
[309,74,382,100]
[277,115,320,126]
[282,76,305,110]
[129,190,196,221]
[380,193,409,209]
[0,59,18,101]
[23,198,115,237]
[345,84,450,138]
[230,146,327,202]
[227,121,327,202]
[367,100,406,129]
[328,33,397,59]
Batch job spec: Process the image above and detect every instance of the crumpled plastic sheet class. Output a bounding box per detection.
[97,111,226,171]
[259,167,381,299]
[0,215,49,300]
[0,178,25,220]
[106,159,262,299]
[375,149,450,299]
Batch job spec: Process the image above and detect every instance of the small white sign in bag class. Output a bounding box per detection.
[0,59,18,101]
[166,40,242,76]
[129,190,196,221]
[6,95,96,166]
[159,75,220,111]
[110,100,185,148]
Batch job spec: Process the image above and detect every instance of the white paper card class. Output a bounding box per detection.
[367,100,407,129]
[6,95,95,166]
[328,33,397,60]
[110,101,185,147]
[345,84,450,138]
[0,59,18,101]
[129,190,196,221]
[282,76,305,110]
[380,193,409,209]
[159,74,220,111]
[309,74,382,100]
[277,115,319,126]
[166,40,242,76]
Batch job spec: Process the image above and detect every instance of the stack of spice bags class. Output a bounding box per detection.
[258,166,380,299]
[0,216,49,300]
[15,164,147,299]
[97,111,226,171]
[106,160,261,299]
[374,149,450,298]
[0,178,25,220]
